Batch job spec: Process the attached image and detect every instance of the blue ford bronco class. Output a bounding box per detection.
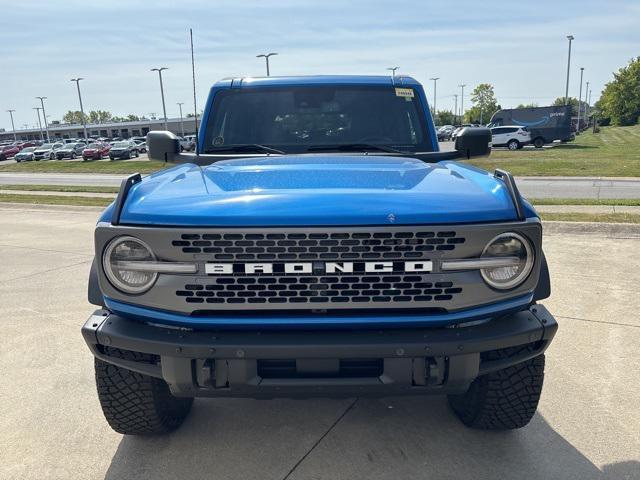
[82,75,557,435]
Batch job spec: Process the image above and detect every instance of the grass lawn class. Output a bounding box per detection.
[0,193,112,207]
[467,125,640,177]
[0,184,119,193]
[529,198,640,206]
[0,125,638,177]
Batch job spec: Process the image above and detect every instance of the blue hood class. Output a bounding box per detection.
[115,156,525,226]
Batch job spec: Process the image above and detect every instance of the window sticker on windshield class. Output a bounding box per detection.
[395,88,414,98]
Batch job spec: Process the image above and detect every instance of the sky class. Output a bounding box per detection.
[1,0,639,131]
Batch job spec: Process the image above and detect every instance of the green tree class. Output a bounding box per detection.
[516,103,539,108]
[126,114,140,121]
[434,110,455,125]
[62,110,87,124]
[464,83,500,124]
[88,110,112,123]
[597,57,640,125]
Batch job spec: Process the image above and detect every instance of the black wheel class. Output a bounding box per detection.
[507,139,519,151]
[533,137,544,148]
[50,152,55,160]
[71,152,76,159]
[448,346,545,430]
[95,348,193,435]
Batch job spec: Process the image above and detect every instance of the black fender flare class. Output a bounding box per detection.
[534,250,551,301]
[88,257,105,307]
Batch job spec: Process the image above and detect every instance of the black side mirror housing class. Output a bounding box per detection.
[454,127,492,159]
[147,131,180,162]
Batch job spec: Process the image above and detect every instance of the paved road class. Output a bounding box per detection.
[1,204,639,480]
[1,171,640,199]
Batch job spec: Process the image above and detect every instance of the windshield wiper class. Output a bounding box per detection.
[306,143,406,154]
[205,144,285,154]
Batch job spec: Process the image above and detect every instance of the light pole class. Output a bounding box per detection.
[386,66,399,77]
[453,94,458,125]
[576,68,584,132]
[176,102,185,137]
[585,86,591,122]
[33,107,44,141]
[256,53,278,76]
[70,78,88,139]
[7,110,17,141]
[458,84,466,122]
[429,77,439,117]
[564,35,574,105]
[151,67,169,130]
[35,96,50,141]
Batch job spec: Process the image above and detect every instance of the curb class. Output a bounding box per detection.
[0,202,105,213]
[543,221,640,237]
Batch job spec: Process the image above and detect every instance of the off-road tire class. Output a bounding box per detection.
[95,348,193,435]
[448,346,545,430]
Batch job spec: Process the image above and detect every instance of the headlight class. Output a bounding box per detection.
[480,232,534,289]
[103,236,157,293]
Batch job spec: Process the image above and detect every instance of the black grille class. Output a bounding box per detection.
[171,230,465,260]
[176,274,462,306]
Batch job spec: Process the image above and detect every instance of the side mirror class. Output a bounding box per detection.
[147,130,180,162]
[454,127,492,159]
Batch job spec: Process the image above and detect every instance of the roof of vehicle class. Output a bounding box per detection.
[213,75,421,89]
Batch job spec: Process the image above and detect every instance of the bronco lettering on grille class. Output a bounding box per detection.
[205,261,433,275]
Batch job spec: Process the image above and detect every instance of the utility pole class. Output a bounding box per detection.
[576,67,584,132]
[7,110,17,141]
[35,96,50,141]
[256,53,278,76]
[458,84,466,123]
[453,94,458,125]
[33,107,44,141]
[176,102,185,137]
[429,77,439,117]
[151,67,169,130]
[583,81,590,124]
[564,35,574,105]
[70,78,88,139]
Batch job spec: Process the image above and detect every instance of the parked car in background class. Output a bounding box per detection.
[82,143,111,161]
[437,125,455,141]
[451,124,476,140]
[490,126,531,150]
[0,144,21,160]
[178,137,195,151]
[56,142,86,159]
[109,141,139,160]
[132,140,147,153]
[14,146,37,162]
[131,136,147,144]
[33,142,64,160]
[15,141,36,149]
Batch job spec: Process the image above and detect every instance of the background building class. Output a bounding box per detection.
[0,116,199,142]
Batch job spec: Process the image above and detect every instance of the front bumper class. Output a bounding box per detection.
[82,304,557,398]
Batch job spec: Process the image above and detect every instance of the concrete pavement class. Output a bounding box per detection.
[0,204,639,479]
[2,171,640,198]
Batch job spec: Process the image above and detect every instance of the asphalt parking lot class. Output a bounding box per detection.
[1,204,639,480]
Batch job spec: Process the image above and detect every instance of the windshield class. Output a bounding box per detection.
[21,147,36,152]
[40,143,53,148]
[113,142,129,147]
[86,143,100,149]
[203,85,433,154]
